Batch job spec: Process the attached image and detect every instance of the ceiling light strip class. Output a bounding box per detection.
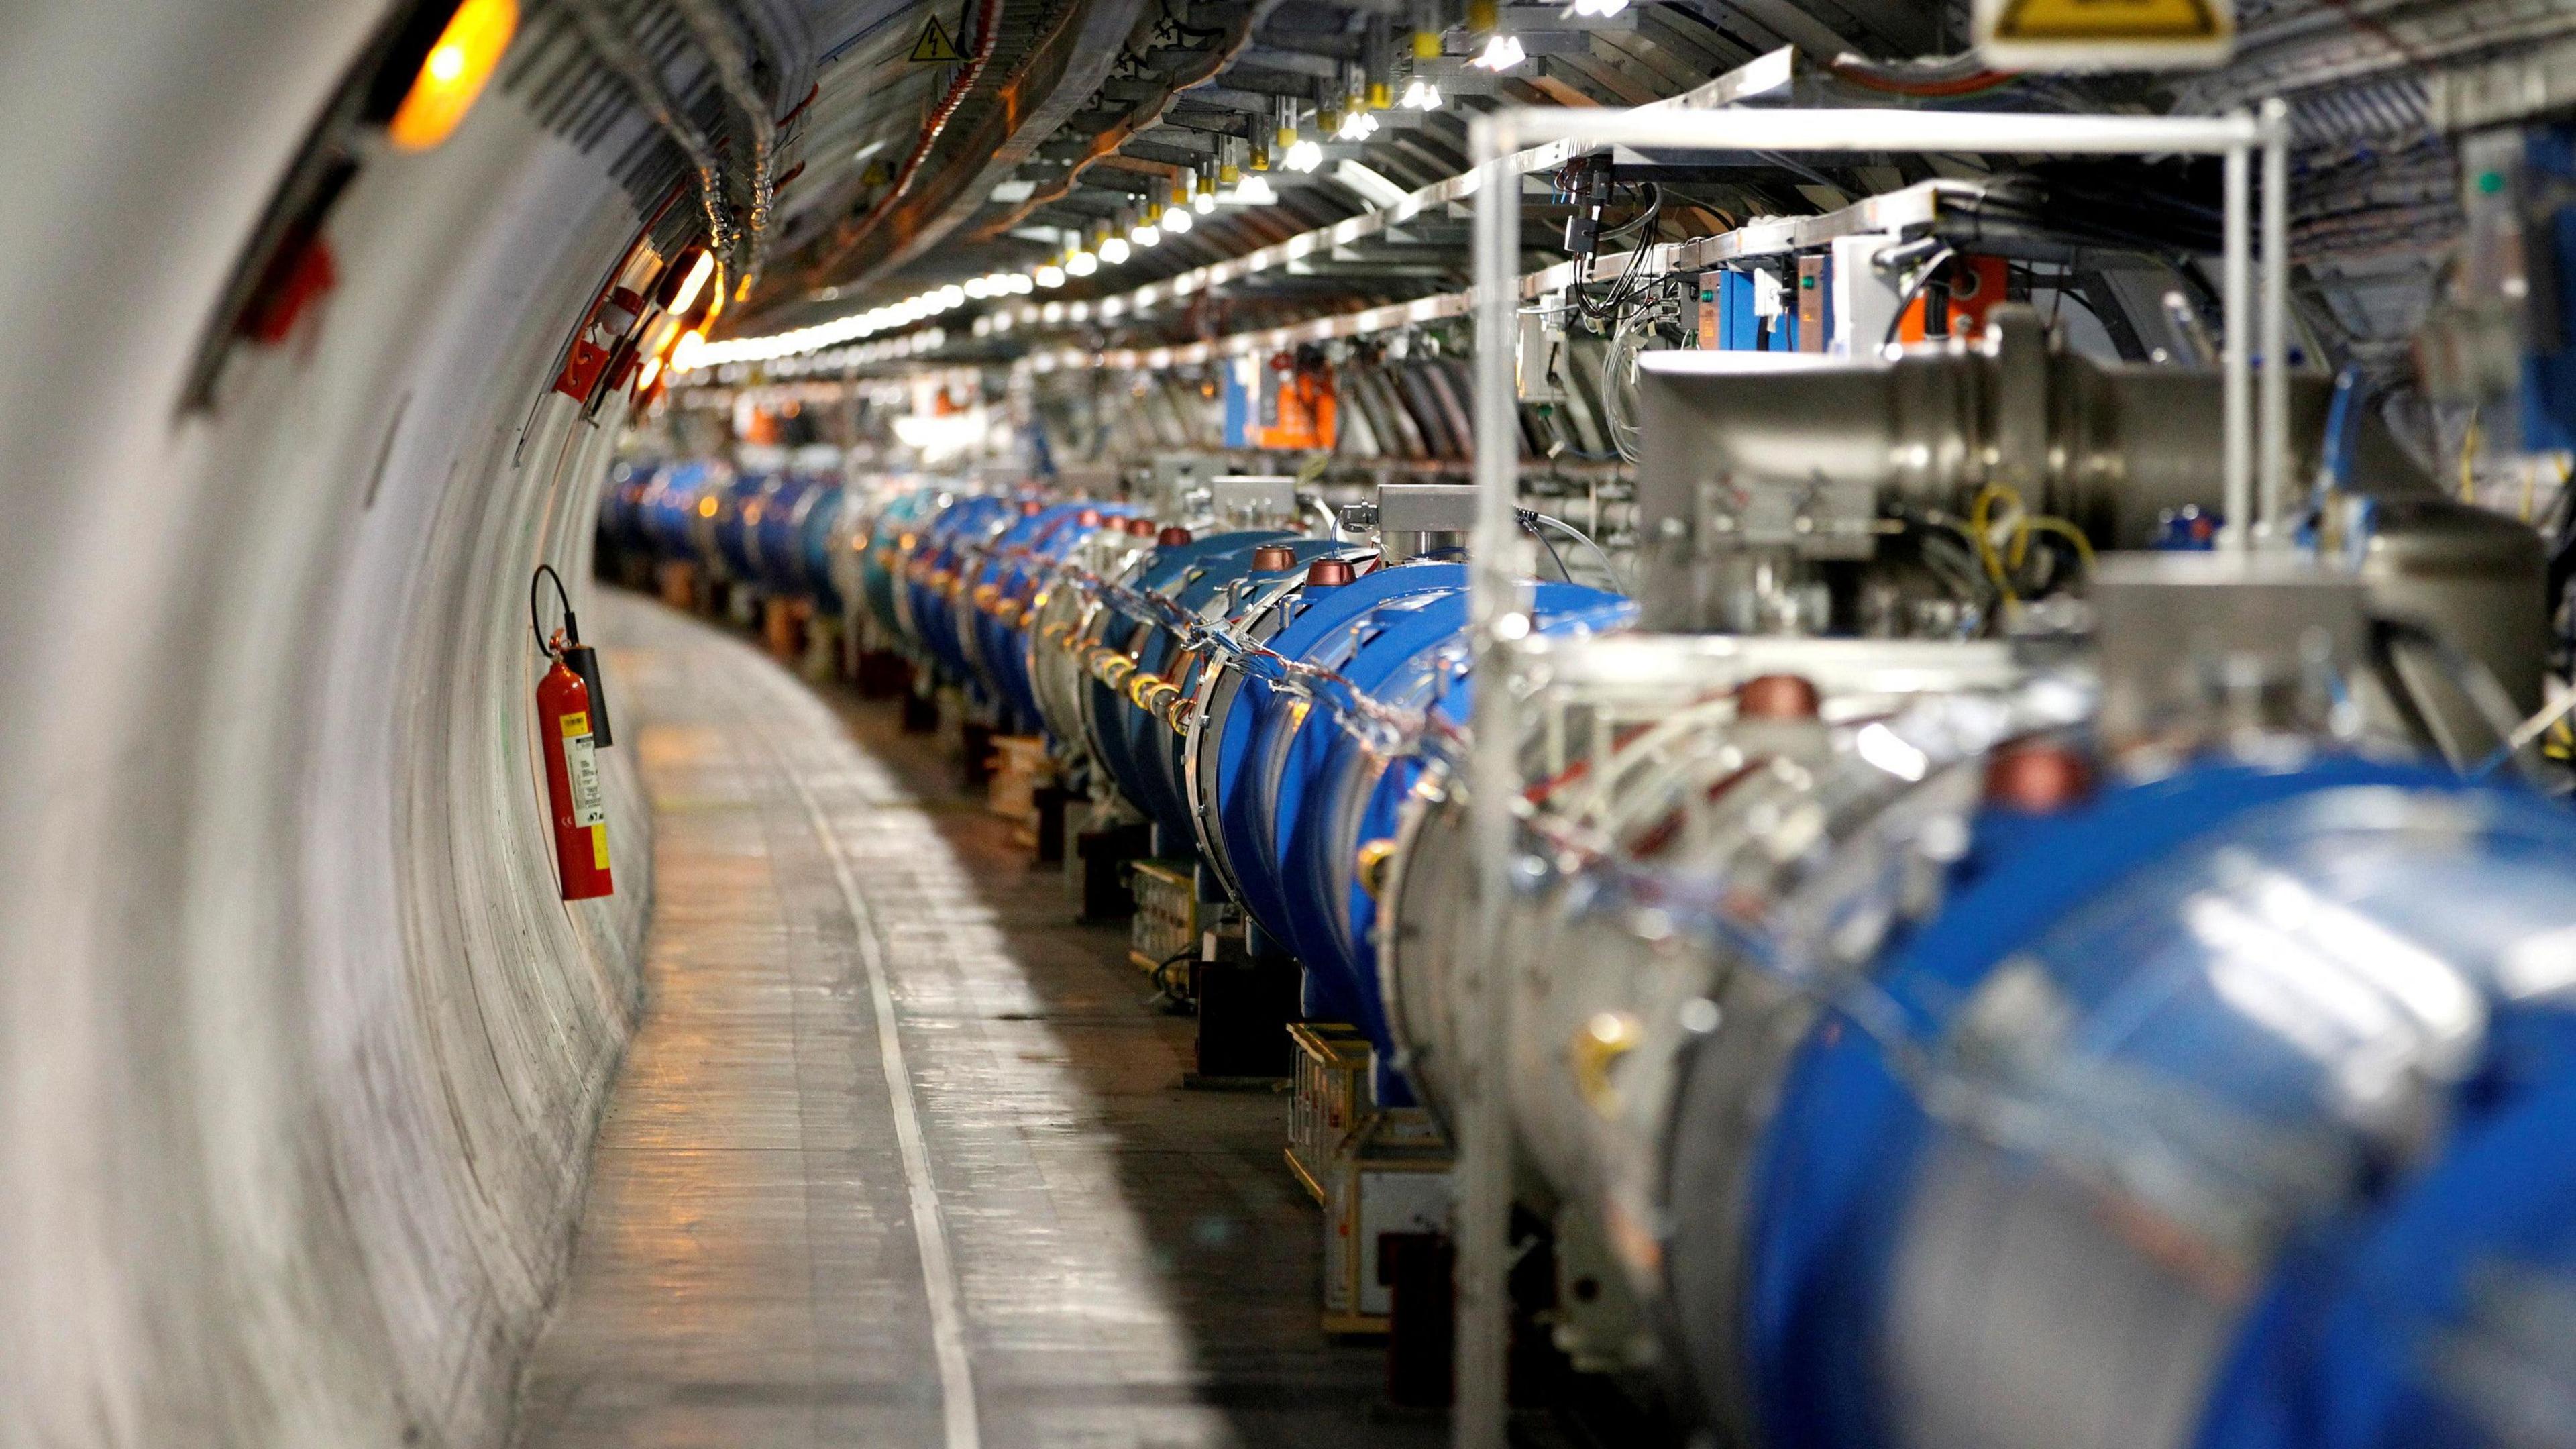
[1040,48,1796,329]
[1012,173,1984,376]
[726,170,1975,386]
[683,49,1796,370]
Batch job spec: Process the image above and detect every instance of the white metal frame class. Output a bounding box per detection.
[1453,101,2290,1449]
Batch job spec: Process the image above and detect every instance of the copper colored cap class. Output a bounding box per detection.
[1251,544,1298,572]
[1020,499,1044,515]
[1124,517,1158,537]
[1305,558,1355,588]
[1737,673,1821,720]
[1156,525,1193,547]
[1983,738,2094,813]
[1076,508,1102,527]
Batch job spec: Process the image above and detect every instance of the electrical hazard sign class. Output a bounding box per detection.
[1977,0,2232,70]
[908,14,963,64]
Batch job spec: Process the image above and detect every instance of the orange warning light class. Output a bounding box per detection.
[665,250,717,315]
[388,0,519,152]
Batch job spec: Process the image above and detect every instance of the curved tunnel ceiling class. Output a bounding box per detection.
[299,0,2491,407]
[186,0,2498,394]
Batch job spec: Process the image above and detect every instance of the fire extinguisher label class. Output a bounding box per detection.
[562,718,607,830]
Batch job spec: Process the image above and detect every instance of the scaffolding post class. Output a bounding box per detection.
[1458,111,1525,1449]
[2259,98,2292,539]
[2224,120,2253,550]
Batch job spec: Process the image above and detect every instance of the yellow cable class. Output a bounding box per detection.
[2459,406,2481,504]
[1969,482,2019,602]
[2021,516,2097,571]
[1969,482,2094,601]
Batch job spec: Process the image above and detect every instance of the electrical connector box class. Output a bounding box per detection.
[1829,234,1904,358]
[1205,474,1301,527]
[1516,309,1567,402]
[1320,1111,1450,1333]
[1377,484,1480,561]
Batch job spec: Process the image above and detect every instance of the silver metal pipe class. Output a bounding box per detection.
[2259,99,2292,540]
[2224,131,2251,553]
[1478,106,2265,156]
[564,0,739,260]
[669,0,780,282]
[1460,110,1523,1449]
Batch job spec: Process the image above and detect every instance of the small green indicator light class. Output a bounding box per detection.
[2478,170,2508,195]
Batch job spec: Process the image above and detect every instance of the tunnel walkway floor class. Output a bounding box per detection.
[509,595,1432,1449]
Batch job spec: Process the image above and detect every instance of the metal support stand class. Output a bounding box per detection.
[1032,782,1069,865]
[2259,97,2293,537]
[1073,822,1148,922]
[1460,133,1527,1449]
[1459,102,2287,1449]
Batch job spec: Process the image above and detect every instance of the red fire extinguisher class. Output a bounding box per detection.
[533,566,614,900]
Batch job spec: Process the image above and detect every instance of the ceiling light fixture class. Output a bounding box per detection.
[1469,32,1524,70]
[663,248,718,313]
[387,0,518,152]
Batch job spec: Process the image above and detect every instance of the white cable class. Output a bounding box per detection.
[2508,680,2576,753]
[1527,511,1625,592]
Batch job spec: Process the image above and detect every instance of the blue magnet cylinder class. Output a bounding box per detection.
[1714,757,2576,1449]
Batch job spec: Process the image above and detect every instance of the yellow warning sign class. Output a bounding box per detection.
[908,14,962,64]
[1996,0,2220,37]
[1978,0,2232,69]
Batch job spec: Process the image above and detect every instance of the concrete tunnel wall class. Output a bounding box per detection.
[0,6,659,1445]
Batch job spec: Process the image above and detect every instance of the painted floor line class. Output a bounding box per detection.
[761,706,983,1449]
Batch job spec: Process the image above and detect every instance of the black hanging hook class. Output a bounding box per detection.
[531,563,578,657]
[531,563,614,747]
